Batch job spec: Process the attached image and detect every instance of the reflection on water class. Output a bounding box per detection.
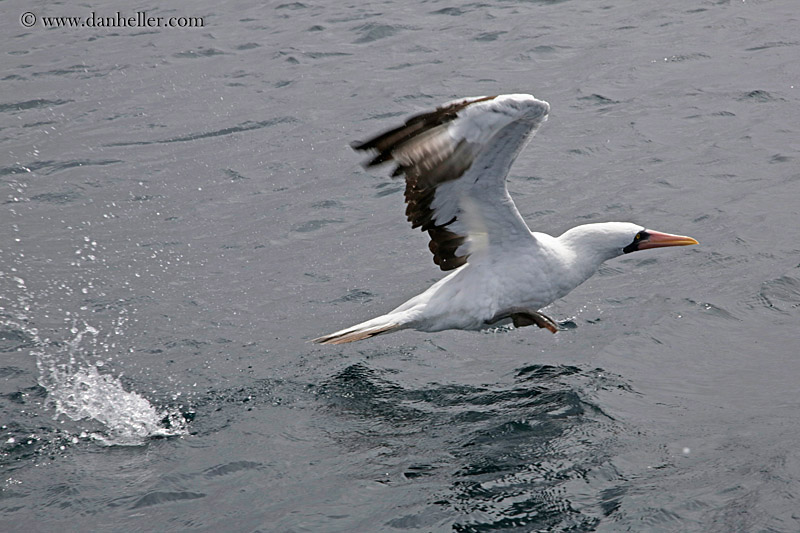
[318,362,626,530]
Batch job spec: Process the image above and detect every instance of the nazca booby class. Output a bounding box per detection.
[313,94,697,344]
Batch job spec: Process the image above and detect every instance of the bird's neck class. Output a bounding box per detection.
[553,225,623,285]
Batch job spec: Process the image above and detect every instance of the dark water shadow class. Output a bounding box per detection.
[317,360,633,531]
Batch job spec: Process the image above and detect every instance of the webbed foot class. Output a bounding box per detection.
[486,307,560,334]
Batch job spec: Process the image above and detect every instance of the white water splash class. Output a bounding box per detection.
[33,324,187,446]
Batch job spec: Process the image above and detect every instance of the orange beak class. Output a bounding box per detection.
[638,230,699,250]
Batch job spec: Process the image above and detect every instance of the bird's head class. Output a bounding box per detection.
[560,222,698,263]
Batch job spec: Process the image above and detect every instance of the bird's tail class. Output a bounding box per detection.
[312,314,408,345]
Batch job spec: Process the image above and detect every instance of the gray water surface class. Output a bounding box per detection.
[2,0,800,531]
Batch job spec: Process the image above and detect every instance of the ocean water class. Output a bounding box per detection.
[2,0,800,531]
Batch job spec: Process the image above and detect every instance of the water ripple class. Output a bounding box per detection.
[0,99,72,113]
[749,275,800,313]
[0,159,122,177]
[104,118,297,147]
[317,362,626,530]
[130,491,206,509]
[352,23,415,44]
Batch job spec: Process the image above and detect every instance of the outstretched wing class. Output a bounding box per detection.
[352,94,550,270]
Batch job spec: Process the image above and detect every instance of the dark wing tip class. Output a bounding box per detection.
[428,226,468,271]
[350,95,499,166]
[350,139,396,168]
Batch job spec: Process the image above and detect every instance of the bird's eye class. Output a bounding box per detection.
[634,233,641,241]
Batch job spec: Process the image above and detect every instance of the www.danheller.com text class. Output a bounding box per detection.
[27,11,204,29]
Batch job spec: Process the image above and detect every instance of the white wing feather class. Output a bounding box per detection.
[353,93,550,270]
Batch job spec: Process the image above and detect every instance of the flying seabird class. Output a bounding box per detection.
[313,94,697,345]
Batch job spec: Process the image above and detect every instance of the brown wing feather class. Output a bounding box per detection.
[351,95,496,166]
[352,96,497,271]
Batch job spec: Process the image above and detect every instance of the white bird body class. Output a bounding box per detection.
[313,95,697,344]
